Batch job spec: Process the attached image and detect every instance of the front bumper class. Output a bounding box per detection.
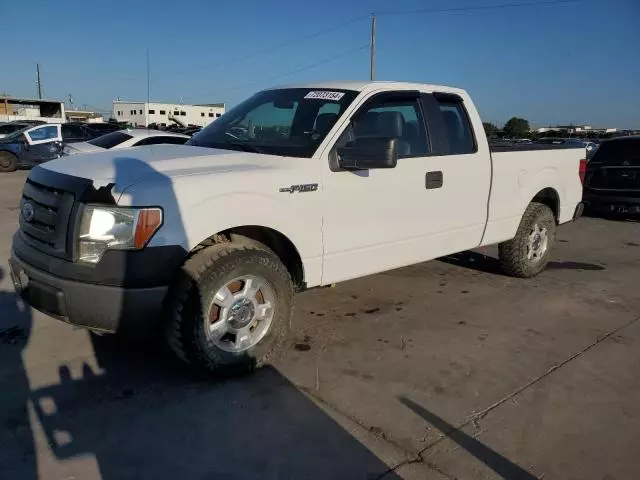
[9,250,169,334]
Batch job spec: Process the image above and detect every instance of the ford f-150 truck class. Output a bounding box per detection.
[9,81,586,374]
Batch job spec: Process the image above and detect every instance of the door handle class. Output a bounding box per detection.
[425,171,443,189]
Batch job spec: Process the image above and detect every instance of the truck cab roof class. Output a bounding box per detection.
[271,81,467,96]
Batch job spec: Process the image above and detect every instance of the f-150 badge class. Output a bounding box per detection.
[279,184,319,194]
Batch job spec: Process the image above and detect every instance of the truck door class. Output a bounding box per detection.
[23,125,62,165]
[320,90,491,285]
[320,91,438,284]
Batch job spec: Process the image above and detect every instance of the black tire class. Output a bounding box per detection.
[165,243,294,375]
[0,151,17,173]
[499,202,556,278]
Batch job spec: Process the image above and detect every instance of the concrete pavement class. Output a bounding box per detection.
[1,170,638,479]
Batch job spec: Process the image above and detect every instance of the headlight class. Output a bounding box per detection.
[78,206,162,264]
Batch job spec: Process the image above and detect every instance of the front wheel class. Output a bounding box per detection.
[0,152,17,173]
[499,202,556,278]
[165,243,294,375]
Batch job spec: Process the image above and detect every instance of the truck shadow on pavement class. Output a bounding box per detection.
[399,396,537,480]
[3,157,402,480]
[0,267,36,480]
[25,335,402,479]
[441,251,605,274]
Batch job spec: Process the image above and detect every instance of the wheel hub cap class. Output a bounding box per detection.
[227,298,255,329]
[206,275,275,353]
[527,224,549,263]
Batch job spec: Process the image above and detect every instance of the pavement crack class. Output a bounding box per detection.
[416,314,640,463]
[467,314,640,423]
[296,384,460,480]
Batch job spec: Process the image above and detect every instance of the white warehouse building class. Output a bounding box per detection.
[112,101,225,127]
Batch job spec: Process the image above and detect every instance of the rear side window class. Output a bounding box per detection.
[435,96,476,155]
[88,131,133,149]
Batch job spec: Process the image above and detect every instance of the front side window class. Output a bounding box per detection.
[27,126,58,142]
[336,96,429,158]
[188,88,358,158]
[0,123,27,134]
[62,124,85,139]
[436,97,475,154]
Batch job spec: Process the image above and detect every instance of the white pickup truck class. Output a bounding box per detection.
[9,81,586,374]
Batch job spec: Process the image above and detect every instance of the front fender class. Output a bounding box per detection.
[120,179,324,286]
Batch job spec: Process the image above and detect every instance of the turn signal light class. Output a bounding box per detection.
[134,208,163,248]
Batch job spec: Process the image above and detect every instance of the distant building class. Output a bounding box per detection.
[535,125,617,134]
[112,101,225,127]
[1,96,65,123]
[65,109,104,123]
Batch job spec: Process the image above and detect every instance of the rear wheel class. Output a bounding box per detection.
[499,202,556,278]
[165,243,293,375]
[0,152,17,173]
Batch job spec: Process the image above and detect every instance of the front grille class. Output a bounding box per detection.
[19,178,75,258]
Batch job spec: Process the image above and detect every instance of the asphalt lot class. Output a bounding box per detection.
[1,170,639,480]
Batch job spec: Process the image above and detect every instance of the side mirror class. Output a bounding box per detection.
[336,137,398,170]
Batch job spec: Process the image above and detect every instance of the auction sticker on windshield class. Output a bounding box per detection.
[304,91,345,101]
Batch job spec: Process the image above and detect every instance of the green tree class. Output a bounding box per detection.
[503,117,530,138]
[482,122,499,138]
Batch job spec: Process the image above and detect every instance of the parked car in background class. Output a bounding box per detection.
[583,136,640,216]
[18,120,47,125]
[0,123,62,172]
[63,129,189,155]
[61,123,122,143]
[0,122,31,139]
[536,137,598,159]
[80,123,122,134]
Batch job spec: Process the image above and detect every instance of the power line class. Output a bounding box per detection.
[164,14,370,82]
[219,15,370,67]
[376,0,583,16]
[183,43,370,103]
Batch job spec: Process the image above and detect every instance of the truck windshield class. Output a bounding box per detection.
[187,88,358,158]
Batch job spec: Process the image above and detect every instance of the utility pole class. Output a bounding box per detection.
[369,14,376,81]
[36,63,42,99]
[146,48,150,128]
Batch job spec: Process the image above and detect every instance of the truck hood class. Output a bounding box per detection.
[40,144,279,189]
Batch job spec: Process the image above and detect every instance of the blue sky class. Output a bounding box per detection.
[3,0,639,128]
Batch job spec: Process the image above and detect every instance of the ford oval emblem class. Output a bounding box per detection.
[22,202,35,222]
